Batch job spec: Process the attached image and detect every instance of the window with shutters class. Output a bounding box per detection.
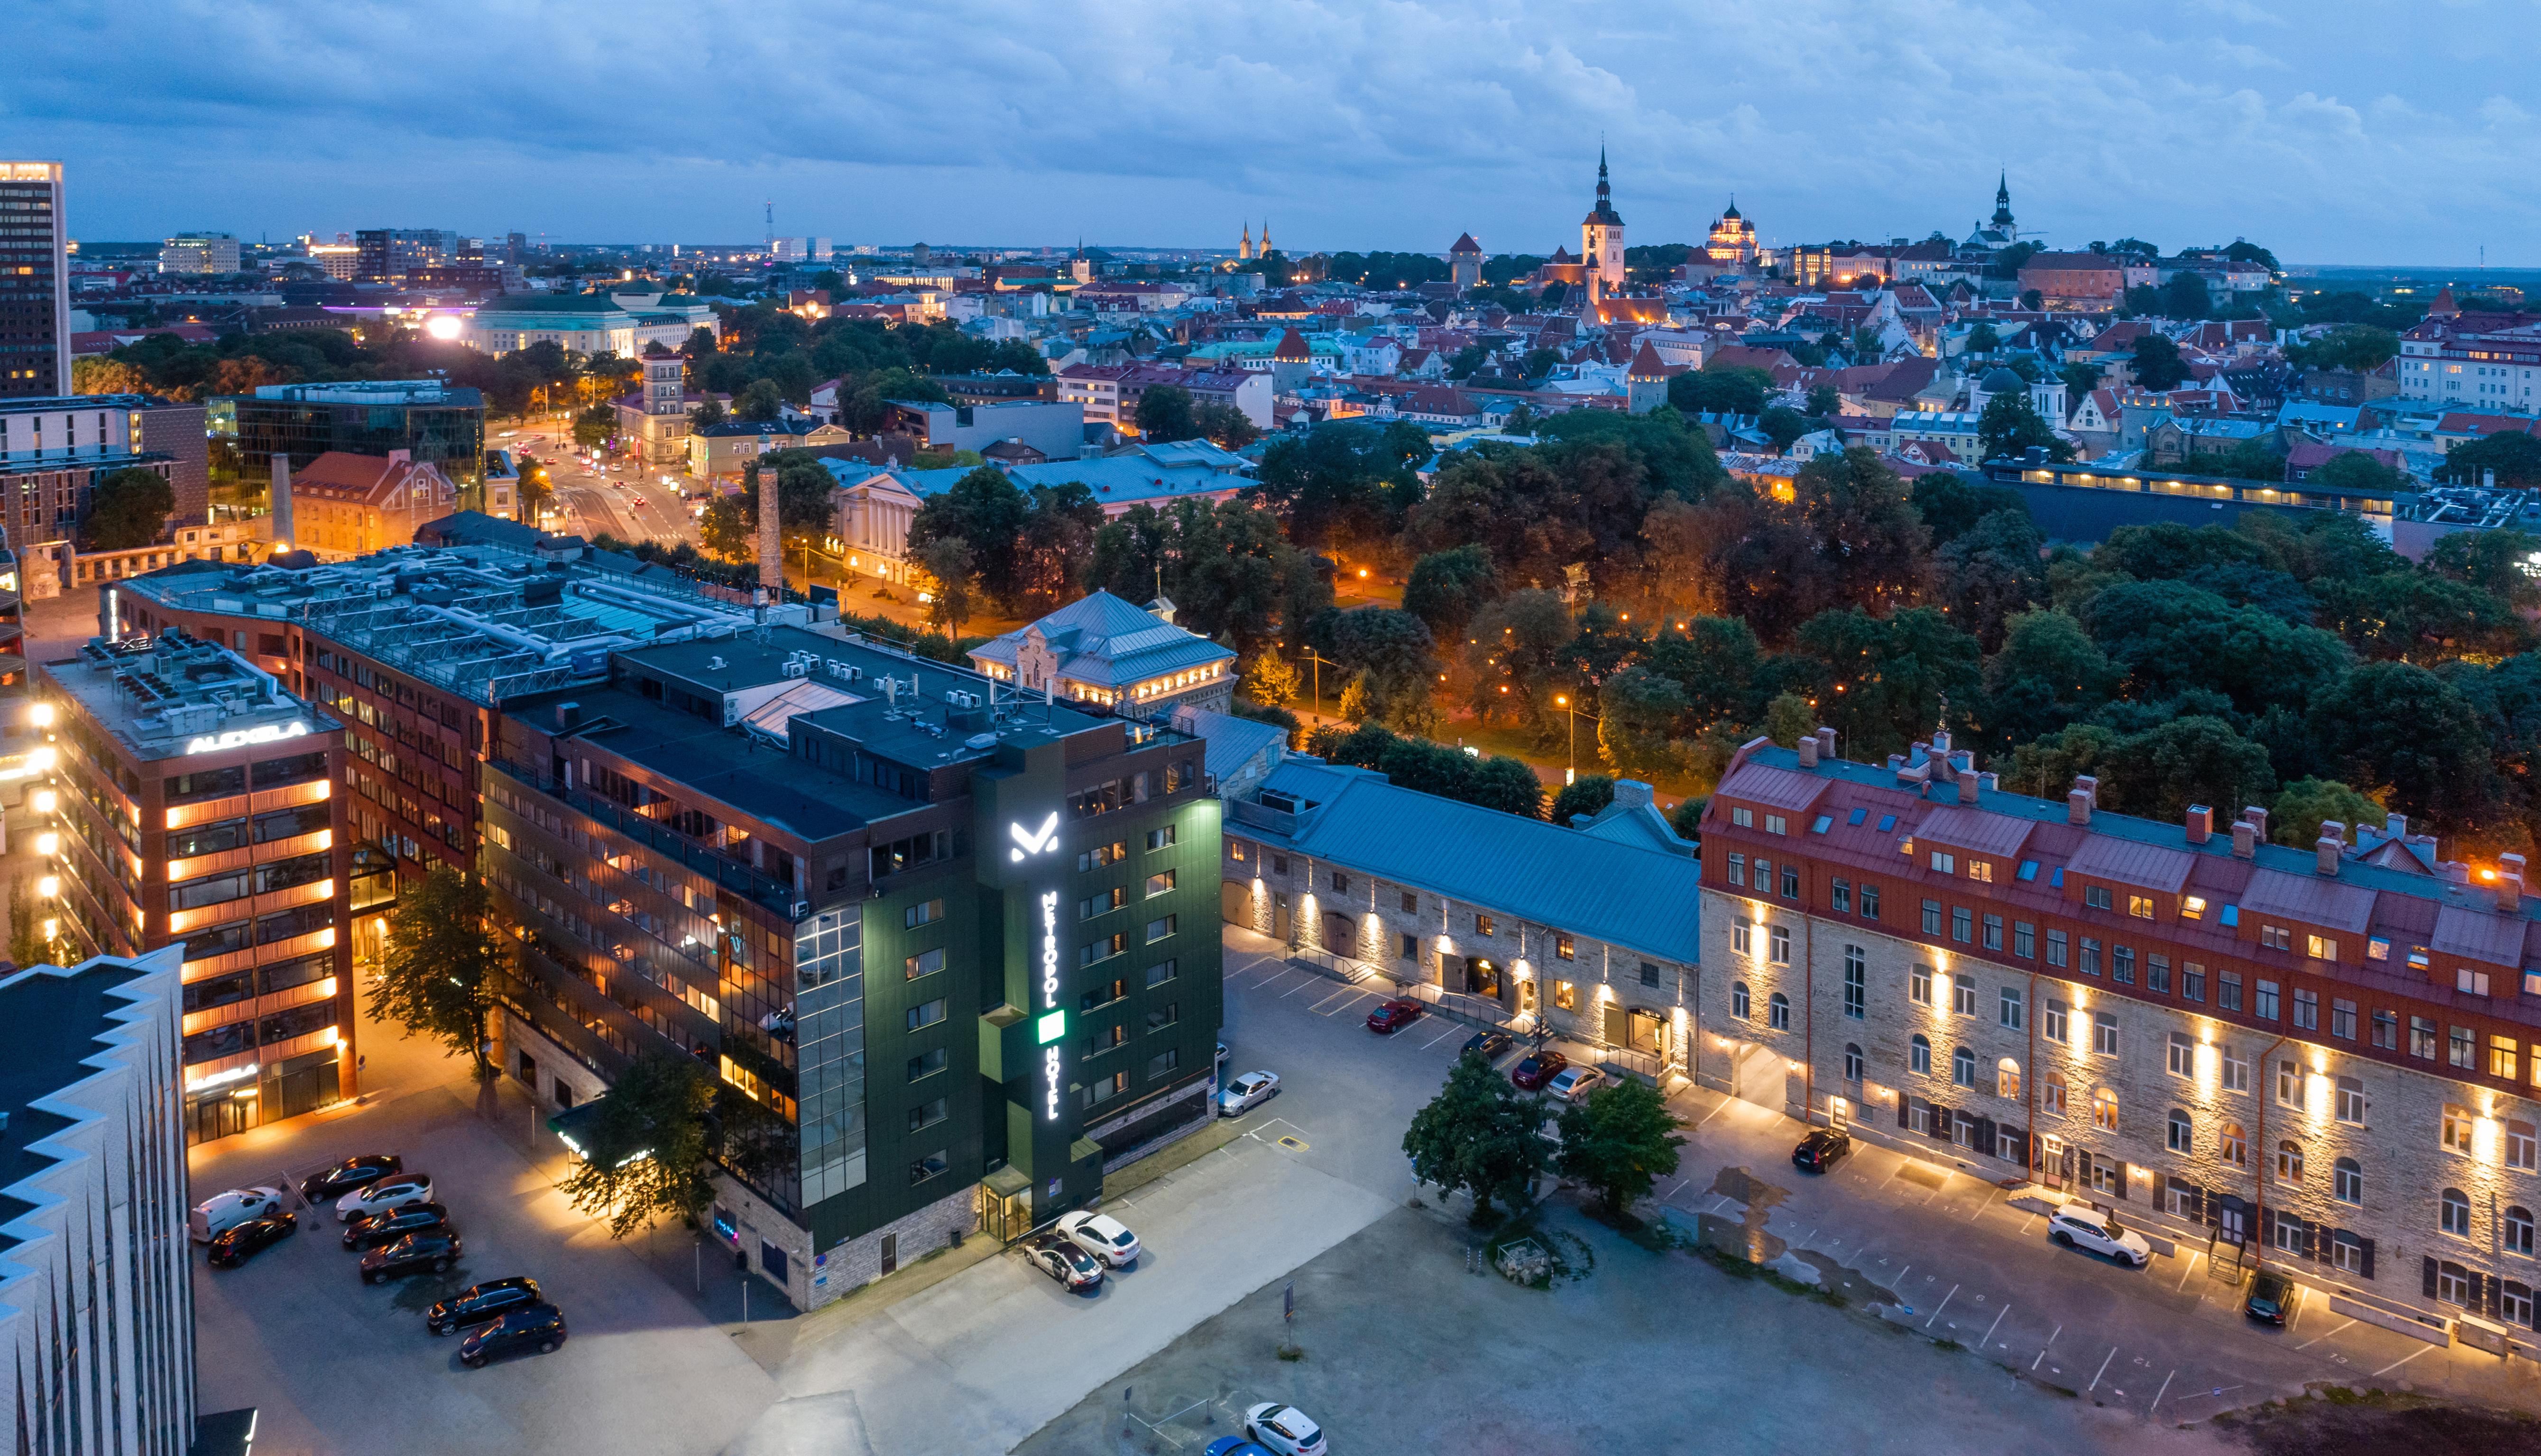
[2092,1161,2120,1195]
[1911,963,1933,1005]
[2505,1281,2536,1327]
[2332,1232,2365,1274]
[2043,1071,2067,1116]
[2334,1157,2362,1205]
[2167,1108,2192,1152]
[1843,949,1865,1019]
[2506,1205,2535,1257]
[1952,1045,1975,1087]
[1910,1034,1932,1075]
[2277,1140,2304,1185]
[2440,1187,2472,1238]
[2274,1212,2307,1253]
[2437,1261,2471,1306]
[2222,1124,2248,1167]
[1732,982,1751,1020]
[1998,1128,2024,1162]
[1843,1043,1864,1082]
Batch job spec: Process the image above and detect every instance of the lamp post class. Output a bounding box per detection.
[1301,648,1341,722]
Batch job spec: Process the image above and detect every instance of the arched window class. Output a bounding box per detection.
[2042,1070,2067,1116]
[1768,992,1791,1031]
[2508,1205,2536,1257]
[2441,1187,2472,1237]
[1843,1043,1864,1082]
[2276,1140,2304,1185]
[2166,1108,2192,1153]
[2091,1087,2119,1133]
[1952,1045,1976,1087]
[2221,1124,2247,1167]
[1909,1033,1932,1075]
[1997,1058,2021,1099]
[2333,1156,2362,1205]
[1732,982,1750,1020]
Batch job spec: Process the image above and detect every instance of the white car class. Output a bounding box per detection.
[335,1173,434,1223]
[2047,1205,2151,1268]
[1545,1066,1608,1102]
[1218,1070,1280,1117]
[189,1185,286,1243]
[1056,1210,1141,1268]
[1244,1401,1327,1456]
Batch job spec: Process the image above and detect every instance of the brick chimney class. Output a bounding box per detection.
[2314,829,2342,877]
[2232,820,2257,859]
[2241,806,2270,844]
[1798,734,1820,768]
[2185,804,2213,845]
[1962,766,1982,808]
[2502,853,2528,914]
[2067,775,2096,826]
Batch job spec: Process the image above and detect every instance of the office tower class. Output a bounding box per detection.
[0,162,69,399]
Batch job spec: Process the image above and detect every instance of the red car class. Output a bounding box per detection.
[1510,1050,1569,1090]
[1365,999,1426,1034]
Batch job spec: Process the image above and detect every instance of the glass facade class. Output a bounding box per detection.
[796,910,867,1204]
[218,385,487,496]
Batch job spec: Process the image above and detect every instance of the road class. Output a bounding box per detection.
[500,422,703,548]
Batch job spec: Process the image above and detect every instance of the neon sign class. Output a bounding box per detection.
[1040,888,1062,1120]
[183,720,308,756]
[1009,811,1059,862]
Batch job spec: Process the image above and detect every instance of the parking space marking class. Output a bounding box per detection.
[2088,1345,2117,1393]
[1279,977,1323,999]
[2370,1344,2435,1379]
[2031,1323,2062,1372]
[1317,991,1378,1018]
[2175,1251,2202,1291]
[2295,1316,2356,1351]
[1981,1302,2010,1349]
[1923,1283,1958,1329]
[1306,987,1356,1013]
[2148,1369,2175,1420]
[1417,1023,1464,1049]
[2286,1281,2311,1334]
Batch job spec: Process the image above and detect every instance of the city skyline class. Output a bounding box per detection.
[18,0,2541,264]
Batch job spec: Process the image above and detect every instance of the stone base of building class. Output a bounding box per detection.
[800,1185,979,1309]
[492,1007,610,1114]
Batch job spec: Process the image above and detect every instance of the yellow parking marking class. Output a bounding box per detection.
[1276,1135,1309,1152]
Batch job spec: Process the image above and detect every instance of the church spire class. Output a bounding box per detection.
[1597,143,1611,203]
[1992,171,2014,228]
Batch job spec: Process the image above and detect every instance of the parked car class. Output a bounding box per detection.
[1509,1050,1568,1090]
[1056,1210,1141,1268]
[360,1231,462,1284]
[1792,1128,1854,1173]
[2046,1206,2151,1268]
[1545,1065,1607,1102]
[1461,1030,1515,1061]
[190,1186,286,1243]
[335,1173,434,1223]
[1024,1234,1105,1292]
[300,1154,401,1203]
[428,1277,543,1336]
[459,1303,568,1368]
[207,1212,297,1269]
[1364,998,1425,1034]
[343,1201,451,1251]
[1243,1401,1327,1456]
[1218,1070,1280,1117]
[2244,1268,2295,1327]
[1202,1442,1274,1456]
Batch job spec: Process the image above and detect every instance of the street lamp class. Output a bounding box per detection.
[1554,695,1581,786]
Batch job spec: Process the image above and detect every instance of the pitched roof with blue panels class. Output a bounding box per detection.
[1244,760,1703,966]
[968,590,1235,688]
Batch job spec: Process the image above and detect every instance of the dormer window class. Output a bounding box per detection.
[1929,850,1954,874]
[2183,896,2207,919]
[2083,884,2111,911]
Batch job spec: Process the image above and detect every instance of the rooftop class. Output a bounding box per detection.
[0,954,172,1254]
[46,629,335,762]
[243,379,483,408]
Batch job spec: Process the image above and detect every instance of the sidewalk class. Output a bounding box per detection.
[1656,1079,2541,1419]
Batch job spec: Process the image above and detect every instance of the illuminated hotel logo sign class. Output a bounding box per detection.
[183,720,309,756]
[1009,811,1059,862]
[1038,888,1064,1121]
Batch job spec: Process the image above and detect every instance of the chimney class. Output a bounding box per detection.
[1612,780,1655,811]
[2067,789,2091,825]
[1797,735,1819,768]
[1815,726,1837,762]
[1979,772,1998,793]
[2315,835,2341,876]
[554,700,583,732]
[2185,804,2212,845]
[2241,805,2269,845]
[2232,821,2257,858]
[2074,775,2099,807]
[270,454,295,545]
[2501,853,2528,914]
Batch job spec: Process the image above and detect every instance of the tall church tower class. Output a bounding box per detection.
[1239,222,1253,261]
[1580,147,1626,295]
[1991,172,2015,233]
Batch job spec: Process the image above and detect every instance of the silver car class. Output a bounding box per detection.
[1218,1070,1280,1117]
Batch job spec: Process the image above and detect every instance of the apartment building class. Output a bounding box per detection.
[1700,728,2541,1342]
[159,231,242,275]
[37,631,354,1144]
[0,161,69,399]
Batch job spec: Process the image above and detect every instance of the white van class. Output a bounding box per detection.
[190,1186,286,1243]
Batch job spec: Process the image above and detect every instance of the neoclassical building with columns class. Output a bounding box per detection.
[1700,727,2541,1345]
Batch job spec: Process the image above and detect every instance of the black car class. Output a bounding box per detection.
[360,1230,462,1284]
[428,1277,543,1336]
[1461,1030,1515,1061]
[459,1303,568,1368]
[301,1154,402,1204]
[2245,1268,2295,1326]
[207,1211,297,1268]
[344,1201,451,1251]
[1792,1128,1854,1173]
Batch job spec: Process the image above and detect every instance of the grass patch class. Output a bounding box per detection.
[2210,1386,2540,1455]
[1276,1344,1306,1362]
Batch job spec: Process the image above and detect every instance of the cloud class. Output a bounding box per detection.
[11,0,2541,263]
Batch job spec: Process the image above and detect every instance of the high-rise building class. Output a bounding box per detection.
[352,228,461,283]
[212,379,485,503]
[158,231,242,275]
[0,161,69,400]
[0,945,196,1454]
[37,630,357,1144]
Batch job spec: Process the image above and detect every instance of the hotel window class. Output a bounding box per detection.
[2092,1012,2118,1057]
[2042,998,2067,1043]
[1768,992,1789,1030]
[2182,896,2206,920]
[1843,948,1865,1019]
[2079,938,2100,976]
[2083,884,2110,911]
[2510,1120,2539,1171]
[2091,1087,2119,1133]
[1911,963,1933,1005]
[1475,913,1494,937]
[1922,899,1942,935]
[2292,988,2317,1031]
[1769,925,1791,965]
[2449,1025,2476,1069]
[1556,980,1579,1011]
[1910,1034,1932,1075]
[2305,934,2337,962]
[1732,982,1751,1019]
[1860,884,1880,920]
[2458,967,2491,996]
[1930,850,1955,875]
[1732,917,1753,956]
[1554,934,1575,961]
[2127,895,2153,920]
[2494,1035,2522,1082]
[1951,975,1976,1017]
[2146,954,2170,994]
[2441,1188,2472,1239]
[2221,1123,2248,1167]
[1952,1045,1975,1087]
[2336,1076,2365,1124]
[2111,946,2134,984]
[2167,1032,2193,1077]
[2043,1072,2067,1116]
[1982,913,2003,951]
[2219,971,2242,1012]
[1728,853,1746,887]
[2366,935,2387,960]
[2442,1104,2474,1154]
[2276,1059,2306,1109]
[2330,997,2356,1040]
[1998,985,2023,1030]
[1766,814,1787,836]
[1146,870,1176,898]
[2410,1015,2436,1060]
[905,947,945,981]
[1970,860,1993,884]
[1831,877,1851,912]
[1952,906,1971,943]
[2334,1158,2362,1206]
[2045,930,2067,968]
[1146,825,1176,850]
[2222,1051,2250,1094]
[2014,921,2035,958]
[2167,1108,2192,1153]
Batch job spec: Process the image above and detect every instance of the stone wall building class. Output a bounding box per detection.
[1699,727,2541,1345]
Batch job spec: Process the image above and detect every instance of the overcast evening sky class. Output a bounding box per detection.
[14,0,2540,267]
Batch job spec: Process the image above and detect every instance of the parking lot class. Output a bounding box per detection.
[188,1046,778,1456]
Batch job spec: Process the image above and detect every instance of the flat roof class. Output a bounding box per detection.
[45,629,334,763]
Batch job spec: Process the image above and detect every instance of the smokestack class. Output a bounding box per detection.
[2185,804,2213,845]
[757,463,783,599]
[2501,853,2527,914]
[2232,821,2257,859]
[271,454,294,545]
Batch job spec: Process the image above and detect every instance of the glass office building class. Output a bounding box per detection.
[213,380,486,503]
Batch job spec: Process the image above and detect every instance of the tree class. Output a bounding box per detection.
[2018,288,2044,311]
[2437,430,2541,491]
[1085,498,1330,654]
[1805,384,1841,418]
[1936,508,2048,650]
[1336,671,1374,723]
[2061,360,2105,405]
[1402,1055,1551,1224]
[515,456,552,522]
[83,466,176,551]
[1322,606,1437,721]
[1983,608,2117,748]
[2273,779,2386,849]
[1666,364,1774,417]
[2426,528,2541,612]
[733,378,784,422]
[698,494,751,560]
[2307,660,2504,838]
[2313,450,2416,499]
[2290,325,2400,373]
[1550,775,1616,824]
[571,404,615,450]
[688,399,726,432]
[1193,401,1258,449]
[1245,643,1301,708]
[1793,606,1981,760]
[554,1051,716,1238]
[368,866,505,1081]
[2130,334,2190,391]
[1910,472,2031,546]
[2320,570,2529,662]
[1759,405,1811,453]
[1598,666,1691,779]
[917,537,976,637]
[1555,1077,1685,1221]
[1976,392,2072,464]
[907,467,1030,606]
[1964,322,2002,355]
[2163,271,2212,321]
[1402,544,1502,642]
[1133,384,1198,442]
[1762,691,1815,748]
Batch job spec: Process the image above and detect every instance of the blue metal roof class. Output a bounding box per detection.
[1244,760,1703,966]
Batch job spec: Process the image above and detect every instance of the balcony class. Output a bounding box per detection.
[487,758,800,919]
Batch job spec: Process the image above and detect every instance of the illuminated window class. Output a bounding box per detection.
[2493,1035,2521,1082]
[2442,1104,2474,1154]
[1998,1060,2020,1098]
[2127,895,2153,920]
[2091,1087,2118,1133]
[2182,896,2206,919]
[2221,1123,2247,1167]
[2277,1140,2304,1184]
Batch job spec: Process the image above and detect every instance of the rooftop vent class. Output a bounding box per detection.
[965,732,998,750]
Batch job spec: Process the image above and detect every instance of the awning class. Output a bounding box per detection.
[546,1095,608,1157]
